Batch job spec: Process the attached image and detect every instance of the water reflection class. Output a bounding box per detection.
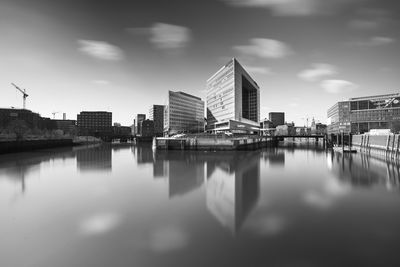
[329,152,400,190]
[76,145,112,172]
[206,151,260,234]
[0,148,76,194]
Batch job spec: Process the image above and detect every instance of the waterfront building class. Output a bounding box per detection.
[140,119,155,137]
[149,105,165,137]
[52,119,76,134]
[135,114,146,136]
[206,58,260,134]
[269,112,285,127]
[0,108,54,131]
[77,111,112,136]
[164,90,205,136]
[327,93,400,134]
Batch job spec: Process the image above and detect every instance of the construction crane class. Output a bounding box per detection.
[52,111,60,119]
[11,83,29,109]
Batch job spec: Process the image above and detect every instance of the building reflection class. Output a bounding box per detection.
[76,144,112,172]
[260,148,285,166]
[0,147,76,194]
[329,152,400,190]
[205,151,260,234]
[153,150,205,197]
[151,149,261,234]
[136,143,154,165]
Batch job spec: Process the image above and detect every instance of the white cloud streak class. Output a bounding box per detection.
[222,0,367,16]
[244,65,272,74]
[320,79,357,94]
[78,40,124,61]
[128,23,191,50]
[234,38,292,59]
[298,63,337,82]
[79,213,120,235]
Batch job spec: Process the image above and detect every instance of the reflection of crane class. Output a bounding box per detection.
[52,111,60,119]
[11,83,29,109]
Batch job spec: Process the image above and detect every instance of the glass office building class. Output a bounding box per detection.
[164,91,205,136]
[206,58,260,134]
[327,93,400,134]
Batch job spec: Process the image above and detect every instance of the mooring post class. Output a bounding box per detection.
[341,132,344,152]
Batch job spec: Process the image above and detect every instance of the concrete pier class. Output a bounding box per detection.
[351,134,400,161]
[153,136,276,151]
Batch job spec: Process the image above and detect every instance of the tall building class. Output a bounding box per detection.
[140,119,154,137]
[149,105,165,137]
[164,91,204,136]
[327,93,400,134]
[77,111,112,136]
[206,58,260,134]
[269,112,285,127]
[135,114,146,136]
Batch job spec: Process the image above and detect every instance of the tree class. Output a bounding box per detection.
[7,120,29,141]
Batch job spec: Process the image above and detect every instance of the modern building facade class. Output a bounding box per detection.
[53,119,76,134]
[206,58,260,134]
[140,119,155,137]
[327,93,400,134]
[269,112,285,127]
[149,105,165,137]
[135,114,146,136]
[77,111,112,136]
[164,91,205,136]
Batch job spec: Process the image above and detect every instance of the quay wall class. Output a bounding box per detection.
[351,134,400,160]
[0,139,74,154]
[153,136,276,151]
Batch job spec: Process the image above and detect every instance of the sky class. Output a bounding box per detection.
[0,0,399,126]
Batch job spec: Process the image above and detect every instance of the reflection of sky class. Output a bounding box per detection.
[2,145,400,267]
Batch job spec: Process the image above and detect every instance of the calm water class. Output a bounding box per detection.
[1,143,400,267]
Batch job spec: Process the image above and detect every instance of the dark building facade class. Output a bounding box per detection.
[140,119,154,137]
[52,119,76,134]
[0,108,54,131]
[149,105,165,137]
[135,114,146,136]
[77,111,112,136]
[327,93,400,134]
[269,112,285,127]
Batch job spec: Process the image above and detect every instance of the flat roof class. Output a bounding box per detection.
[349,93,400,101]
[172,90,202,101]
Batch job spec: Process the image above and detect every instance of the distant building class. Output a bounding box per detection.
[140,119,154,137]
[52,119,76,134]
[149,105,165,137]
[260,119,274,136]
[77,111,112,136]
[164,91,205,136]
[0,108,54,130]
[327,93,400,134]
[310,118,327,135]
[269,112,285,127]
[275,124,295,136]
[206,58,260,134]
[112,125,131,136]
[135,114,146,136]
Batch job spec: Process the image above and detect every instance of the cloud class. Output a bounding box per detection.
[222,0,319,16]
[320,79,357,94]
[78,40,124,61]
[234,38,292,59]
[92,80,110,85]
[79,213,120,235]
[222,0,367,16]
[149,226,188,252]
[128,23,191,50]
[348,19,379,30]
[247,214,287,236]
[298,63,337,82]
[303,178,350,209]
[350,36,395,47]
